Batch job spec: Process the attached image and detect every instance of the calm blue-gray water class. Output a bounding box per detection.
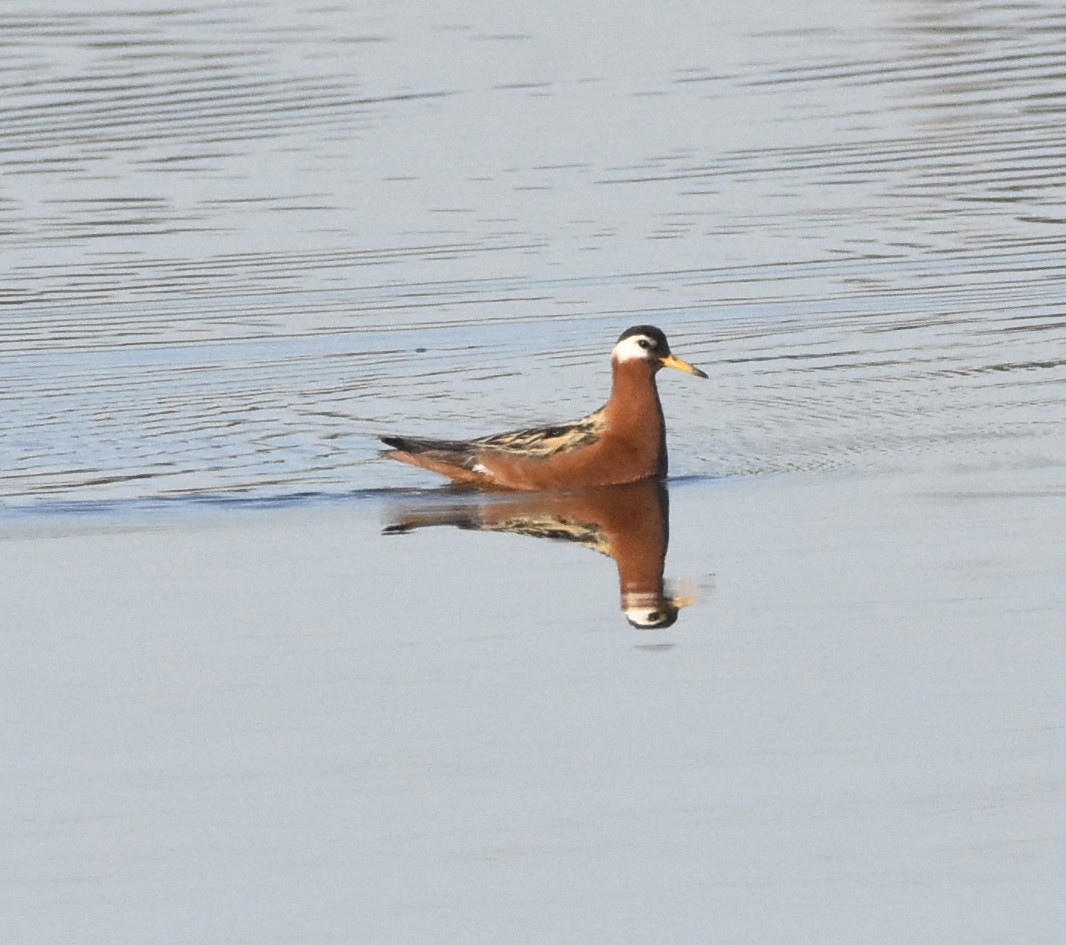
[3,0,1063,503]
[2,2,1065,942]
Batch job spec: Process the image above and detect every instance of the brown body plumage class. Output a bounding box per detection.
[380,325,706,491]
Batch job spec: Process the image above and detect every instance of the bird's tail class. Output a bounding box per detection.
[380,434,472,455]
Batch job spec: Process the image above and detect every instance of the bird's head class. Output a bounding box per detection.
[611,325,707,378]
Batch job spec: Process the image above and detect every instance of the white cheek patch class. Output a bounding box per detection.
[612,335,654,363]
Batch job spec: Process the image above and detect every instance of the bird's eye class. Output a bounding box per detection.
[637,338,651,350]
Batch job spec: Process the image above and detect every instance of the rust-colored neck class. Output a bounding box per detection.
[605,359,667,477]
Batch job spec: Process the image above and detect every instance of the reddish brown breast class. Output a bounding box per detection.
[476,360,666,490]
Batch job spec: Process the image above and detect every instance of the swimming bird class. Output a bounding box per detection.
[379,325,707,491]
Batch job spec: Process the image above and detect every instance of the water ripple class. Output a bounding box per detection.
[2,0,1065,508]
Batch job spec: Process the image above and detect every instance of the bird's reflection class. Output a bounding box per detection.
[384,479,691,629]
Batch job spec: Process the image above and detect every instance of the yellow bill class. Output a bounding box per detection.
[660,353,708,378]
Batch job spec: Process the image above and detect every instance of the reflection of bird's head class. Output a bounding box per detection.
[624,602,680,630]
[623,582,698,630]
[611,325,708,378]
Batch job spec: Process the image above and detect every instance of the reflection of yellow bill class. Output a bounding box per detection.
[667,577,705,611]
[660,353,708,379]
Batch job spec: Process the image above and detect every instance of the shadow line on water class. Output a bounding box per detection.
[0,473,733,525]
[0,483,449,526]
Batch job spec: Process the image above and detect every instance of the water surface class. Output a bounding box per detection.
[2,0,1063,503]
[2,2,1065,943]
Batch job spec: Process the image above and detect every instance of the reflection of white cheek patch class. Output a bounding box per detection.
[625,605,667,628]
[473,463,489,474]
